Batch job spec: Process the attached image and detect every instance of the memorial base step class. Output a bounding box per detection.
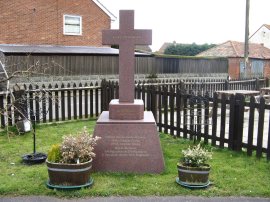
[109,99,144,120]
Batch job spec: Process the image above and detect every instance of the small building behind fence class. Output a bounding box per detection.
[197,40,270,79]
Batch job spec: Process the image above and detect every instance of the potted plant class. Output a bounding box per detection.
[177,143,212,188]
[46,127,100,188]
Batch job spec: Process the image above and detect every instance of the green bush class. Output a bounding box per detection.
[47,144,61,163]
[146,73,158,79]
[164,43,216,56]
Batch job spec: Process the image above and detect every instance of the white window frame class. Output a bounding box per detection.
[63,15,82,36]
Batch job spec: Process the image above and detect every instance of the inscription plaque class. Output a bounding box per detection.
[103,136,150,157]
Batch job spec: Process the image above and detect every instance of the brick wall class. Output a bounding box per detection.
[264,60,270,78]
[228,58,241,79]
[0,0,111,46]
[228,58,270,79]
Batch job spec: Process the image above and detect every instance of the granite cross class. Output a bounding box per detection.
[102,10,152,103]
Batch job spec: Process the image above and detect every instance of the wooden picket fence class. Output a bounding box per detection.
[0,78,269,159]
[134,77,268,97]
[102,80,270,160]
[0,82,102,127]
[149,88,270,160]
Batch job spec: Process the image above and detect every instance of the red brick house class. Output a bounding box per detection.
[0,0,116,46]
[197,41,270,79]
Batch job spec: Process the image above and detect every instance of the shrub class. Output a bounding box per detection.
[60,127,101,164]
[181,143,212,167]
[47,144,61,163]
[47,127,101,164]
[146,73,158,79]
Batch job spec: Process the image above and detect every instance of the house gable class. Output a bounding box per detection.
[249,24,270,49]
[92,0,116,21]
[0,0,115,46]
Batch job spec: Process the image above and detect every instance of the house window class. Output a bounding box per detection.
[63,15,82,35]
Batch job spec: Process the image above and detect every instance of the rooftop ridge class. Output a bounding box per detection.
[230,41,240,57]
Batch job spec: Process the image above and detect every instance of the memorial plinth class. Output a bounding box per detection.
[93,112,164,173]
[92,10,165,174]
[109,99,144,120]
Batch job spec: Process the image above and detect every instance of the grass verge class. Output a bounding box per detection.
[0,119,269,197]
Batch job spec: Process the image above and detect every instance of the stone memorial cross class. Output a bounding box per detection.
[93,10,165,173]
[102,10,152,103]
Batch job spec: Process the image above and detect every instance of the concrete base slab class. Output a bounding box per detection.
[93,111,165,173]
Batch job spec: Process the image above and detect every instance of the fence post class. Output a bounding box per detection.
[247,96,255,156]
[142,82,146,110]
[89,83,94,117]
[35,85,40,123]
[0,94,5,127]
[66,83,71,121]
[101,80,107,111]
[169,86,175,136]
[204,92,210,144]
[79,83,83,119]
[48,84,53,122]
[55,84,59,122]
[95,81,99,116]
[42,84,47,123]
[266,77,269,87]
[183,93,188,139]
[158,86,162,132]
[225,79,229,90]
[211,93,218,146]
[151,85,157,120]
[61,83,65,121]
[84,83,89,118]
[72,83,77,120]
[255,78,260,91]
[179,80,185,90]
[176,87,181,137]
[256,97,265,158]
[163,86,168,134]
[228,94,235,150]
[229,94,245,151]
[146,85,151,111]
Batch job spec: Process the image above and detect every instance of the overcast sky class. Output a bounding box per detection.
[99,0,270,51]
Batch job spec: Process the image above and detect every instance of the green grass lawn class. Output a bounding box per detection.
[0,119,269,197]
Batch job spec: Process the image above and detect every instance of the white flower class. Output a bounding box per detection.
[182,143,212,167]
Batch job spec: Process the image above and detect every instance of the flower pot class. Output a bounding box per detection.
[46,159,92,186]
[177,163,210,186]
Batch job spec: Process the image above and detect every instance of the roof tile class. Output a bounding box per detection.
[197,40,270,59]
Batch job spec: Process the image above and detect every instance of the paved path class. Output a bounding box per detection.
[0,196,270,202]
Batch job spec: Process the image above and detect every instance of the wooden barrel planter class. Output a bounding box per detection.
[46,159,92,186]
[177,163,210,186]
